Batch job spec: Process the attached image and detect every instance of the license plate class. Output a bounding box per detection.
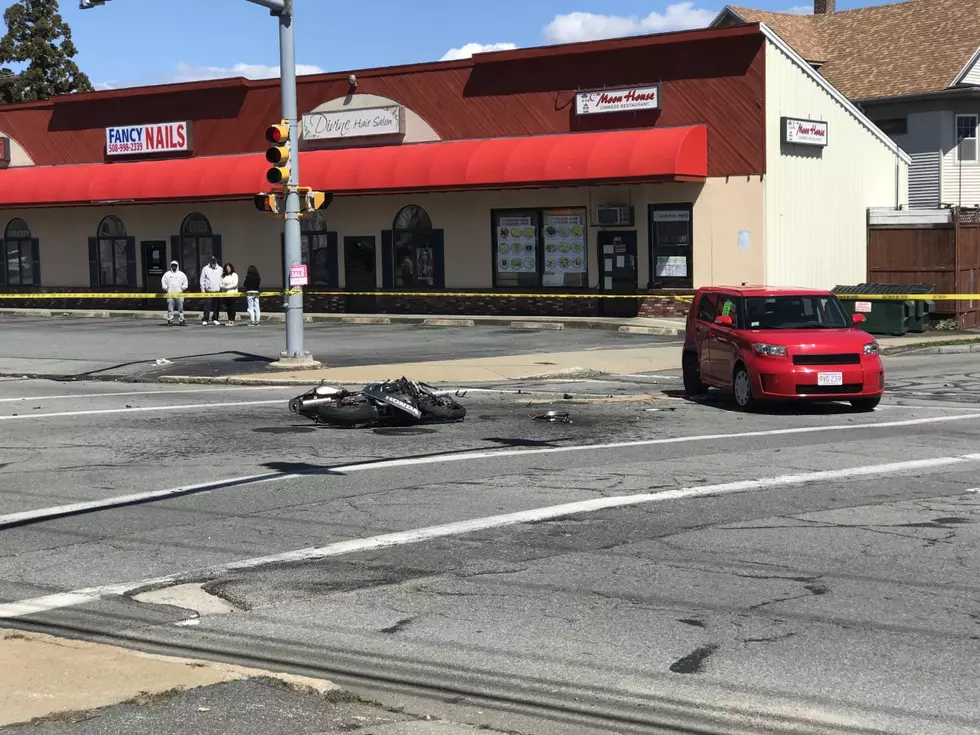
[817,372,843,386]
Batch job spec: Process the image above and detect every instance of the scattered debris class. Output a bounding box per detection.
[534,410,571,424]
[155,358,172,365]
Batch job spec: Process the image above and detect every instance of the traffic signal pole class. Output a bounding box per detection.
[86,0,319,368]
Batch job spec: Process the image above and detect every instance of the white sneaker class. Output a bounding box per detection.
[225,322,234,326]
[211,321,219,326]
[202,321,208,326]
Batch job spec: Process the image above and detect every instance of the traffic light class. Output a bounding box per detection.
[265,120,290,186]
[253,193,279,214]
[303,190,333,212]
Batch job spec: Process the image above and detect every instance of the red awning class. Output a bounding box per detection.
[0,125,707,208]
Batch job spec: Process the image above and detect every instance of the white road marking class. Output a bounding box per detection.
[0,386,294,403]
[1,453,978,619]
[0,399,286,421]
[4,410,980,528]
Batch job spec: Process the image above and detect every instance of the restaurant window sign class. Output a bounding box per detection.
[576,85,660,115]
[493,207,588,288]
[781,117,828,147]
[105,121,192,156]
[649,204,693,289]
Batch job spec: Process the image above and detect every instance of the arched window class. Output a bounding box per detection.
[2,218,39,286]
[388,205,441,289]
[178,212,220,286]
[297,211,336,287]
[91,216,134,287]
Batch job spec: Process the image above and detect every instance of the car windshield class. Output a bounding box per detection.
[744,294,849,330]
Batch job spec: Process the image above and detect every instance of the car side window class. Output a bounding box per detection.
[718,295,740,327]
[697,293,717,323]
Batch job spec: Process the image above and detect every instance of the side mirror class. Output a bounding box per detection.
[852,313,867,325]
[714,315,734,327]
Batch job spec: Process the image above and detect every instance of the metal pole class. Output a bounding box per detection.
[277,0,309,363]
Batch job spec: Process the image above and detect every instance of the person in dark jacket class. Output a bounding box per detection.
[243,265,261,326]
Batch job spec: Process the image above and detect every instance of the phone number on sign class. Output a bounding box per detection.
[107,142,144,153]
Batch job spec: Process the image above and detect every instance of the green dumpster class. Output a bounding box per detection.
[832,283,919,336]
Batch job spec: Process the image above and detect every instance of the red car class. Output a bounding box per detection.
[682,286,884,411]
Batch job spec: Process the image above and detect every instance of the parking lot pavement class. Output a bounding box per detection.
[2,355,980,733]
[0,317,678,381]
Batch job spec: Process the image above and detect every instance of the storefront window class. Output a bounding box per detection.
[179,212,218,287]
[493,207,588,288]
[649,204,693,289]
[95,216,133,287]
[3,218,39,286]
[391,205,441,289]
[300,212,337,287]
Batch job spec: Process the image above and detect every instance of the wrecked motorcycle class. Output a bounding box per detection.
[288,377,466,427]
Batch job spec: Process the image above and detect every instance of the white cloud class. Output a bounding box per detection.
[169,61,326,82]
[785,5,812,13]
[440,42,518,61]
[543,3,717,43]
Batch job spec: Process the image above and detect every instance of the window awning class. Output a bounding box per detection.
[0,125,707,208]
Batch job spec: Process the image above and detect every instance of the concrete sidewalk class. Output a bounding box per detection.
[0,307,685,336]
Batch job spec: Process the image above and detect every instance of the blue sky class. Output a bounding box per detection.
[9,0,889,90]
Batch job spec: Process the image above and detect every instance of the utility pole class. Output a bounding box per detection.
[83,0,320,368]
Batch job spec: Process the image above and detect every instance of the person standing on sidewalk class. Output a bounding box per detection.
[220,262,240,326]
[199,255,223,325]
[161,260,188,326]
[243,264,261,326]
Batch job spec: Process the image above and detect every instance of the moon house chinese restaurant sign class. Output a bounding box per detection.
[105,122,192,156]
[575,85,660,115]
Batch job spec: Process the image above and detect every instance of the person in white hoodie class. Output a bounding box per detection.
[160,260,188,326]
[199,255,223,325]
[220,262,240,326]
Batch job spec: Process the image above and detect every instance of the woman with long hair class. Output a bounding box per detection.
[220,262,239,325]
[243,264,261,326]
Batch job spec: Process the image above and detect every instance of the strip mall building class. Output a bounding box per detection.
[0,22,907,317]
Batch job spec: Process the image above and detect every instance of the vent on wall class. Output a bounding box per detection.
[595,205,634,227]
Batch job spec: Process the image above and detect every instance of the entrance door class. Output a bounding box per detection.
[141,240,168,309]
[344,236,377,313]
[598,230,638,318]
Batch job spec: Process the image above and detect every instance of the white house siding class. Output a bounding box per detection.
[890,111,944,208]
[941,109,980,206]
[959,54,980,86]
[763,32,908,290]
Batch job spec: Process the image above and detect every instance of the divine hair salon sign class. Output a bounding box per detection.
[575,85,660,115]
[782,117,828,146]
[302,106,404,141]
[105,122,192,156]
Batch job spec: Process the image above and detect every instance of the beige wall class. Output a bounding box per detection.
[3,176,763,290]
[0,130,36,168]
[764,37,909,289]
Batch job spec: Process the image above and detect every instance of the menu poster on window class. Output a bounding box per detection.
[496,216,537,273]
[655,255,688,278]
[543,213,586,274]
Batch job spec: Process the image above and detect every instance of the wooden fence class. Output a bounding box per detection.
[867,207,980,327]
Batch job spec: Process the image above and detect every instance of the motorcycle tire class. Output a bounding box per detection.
[315,402,381,427]
[420,401,467,422]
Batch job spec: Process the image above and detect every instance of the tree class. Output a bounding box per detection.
[0,0,93,103]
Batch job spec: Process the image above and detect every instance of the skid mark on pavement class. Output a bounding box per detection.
[1,453,979,619]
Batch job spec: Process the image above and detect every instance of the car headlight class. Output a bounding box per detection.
[864,341,880,355]
[753,343,787,357]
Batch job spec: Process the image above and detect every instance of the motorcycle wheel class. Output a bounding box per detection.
[315,402,381,427]
[420,400,467,422]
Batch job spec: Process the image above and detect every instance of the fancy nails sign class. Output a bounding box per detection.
[782,117,829,147]
[105,121,193,157]
[575,85,660,115]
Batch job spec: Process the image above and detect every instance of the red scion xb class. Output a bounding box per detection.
[682,286,884,411]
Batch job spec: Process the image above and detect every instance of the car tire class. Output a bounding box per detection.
[732,363,757,411]
[850,397,881,412]
[682,352,704,396]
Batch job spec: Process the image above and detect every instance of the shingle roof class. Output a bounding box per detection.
[720,0,980,100]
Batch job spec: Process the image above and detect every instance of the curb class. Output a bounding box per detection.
[883,342,980,356]
[0,307,685,336]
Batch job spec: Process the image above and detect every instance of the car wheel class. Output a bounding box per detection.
[850,397,881,412]
[682,352,704,396]
[732,364,757,411]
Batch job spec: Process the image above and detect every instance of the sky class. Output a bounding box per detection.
[6,0,893,90]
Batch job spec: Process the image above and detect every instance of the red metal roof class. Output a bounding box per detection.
[0,125,707,208]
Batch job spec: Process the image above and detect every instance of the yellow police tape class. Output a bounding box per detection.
[0,291,977,301]
[0,289,694,301]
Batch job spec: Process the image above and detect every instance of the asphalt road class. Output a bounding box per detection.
[1,353,980,733]
[0,317,676,381]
